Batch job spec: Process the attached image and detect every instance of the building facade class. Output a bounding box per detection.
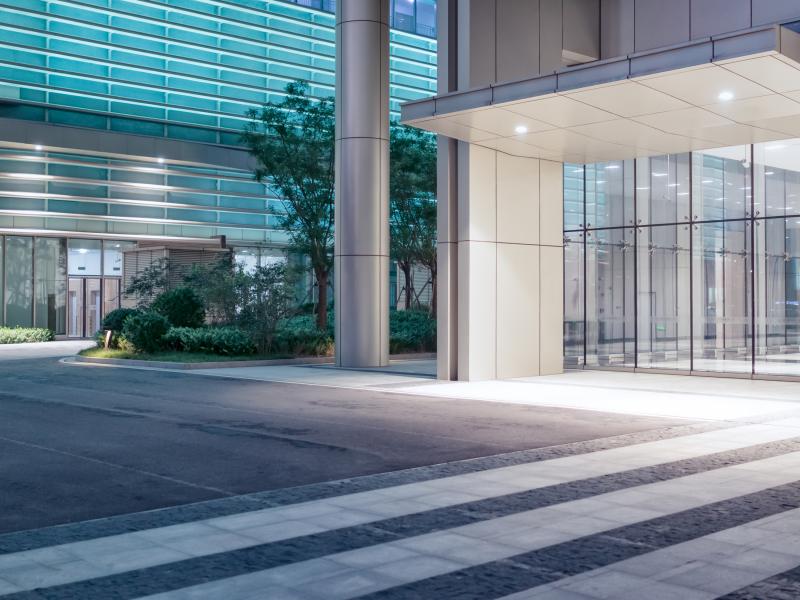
[0,0,437,336]
[401,0,800,381]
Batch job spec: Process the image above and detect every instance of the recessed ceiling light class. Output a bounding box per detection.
[34,144,43,151]
[652,172,668,177]
[514,125,528,134]
[605,164,620,170]
[156,157,165,164]
[717,90,734,101]
[765,171,775,175]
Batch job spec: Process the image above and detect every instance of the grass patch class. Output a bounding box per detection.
[79,347,292,363]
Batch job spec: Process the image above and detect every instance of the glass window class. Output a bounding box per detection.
[636,154,690,225]
[692,220,752,374]
[694,146,751,222]
[563,231,584,368]
[34,238,67,334]
[585,160,633,229]
[103,240,135,276]
[585,227,635,367]
[68,239,102,275]
[636,224,691,370]
[5,236,33,328]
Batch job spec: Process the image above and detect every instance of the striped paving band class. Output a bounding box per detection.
[720,567,800,600]
[0,422,721,555]
[3,420,800,598]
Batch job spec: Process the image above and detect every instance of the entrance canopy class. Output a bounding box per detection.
[401,22,800,164]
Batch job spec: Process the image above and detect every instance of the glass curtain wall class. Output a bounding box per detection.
[565,141,800,378]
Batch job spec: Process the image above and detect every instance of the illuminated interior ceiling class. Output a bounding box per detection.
[401,22,800,163]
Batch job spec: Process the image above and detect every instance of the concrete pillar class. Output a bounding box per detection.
[334,0,390,367]
[456,145,564,381]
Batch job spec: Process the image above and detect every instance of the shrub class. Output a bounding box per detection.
[102,308,139,332]
[163,327,256,355]
[0,327,55,344]
[122,312,170,353]
[389,310,436,354]
[272,314,334,356]
[151,287,206,328]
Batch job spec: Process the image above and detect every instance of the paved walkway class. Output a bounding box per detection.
[0,341,93,362]
[186,364,800,421]
[3,415,800,598]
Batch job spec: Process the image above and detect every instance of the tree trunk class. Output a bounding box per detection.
[316,269,328,330]
[401,261,413,310]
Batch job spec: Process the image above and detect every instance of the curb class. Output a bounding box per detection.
[72,352,436,370]
[73,355,335,370]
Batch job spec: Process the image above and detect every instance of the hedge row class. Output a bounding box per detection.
[0,327,55,344]
[163,327,256,355]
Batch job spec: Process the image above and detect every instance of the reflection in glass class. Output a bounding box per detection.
[563,164,584,231]
[586,227,635,367]
[636,154,689,225]
[692,220,752,373]
[68,278,83,338]
[34,238,67,334]
[563,232,584,366]
[755,218,800,375]
[585,160,633,229]
[636,224,691,369]
[693,146,750,222]
[5,237,33,328]
[87,278,101,337]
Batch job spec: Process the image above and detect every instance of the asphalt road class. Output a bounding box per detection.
[0,356,686,533]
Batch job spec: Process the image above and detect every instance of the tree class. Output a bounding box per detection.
[242,82,335,330]
[234,262,296,353]
[389,124,437,311]
[124,258,168,309]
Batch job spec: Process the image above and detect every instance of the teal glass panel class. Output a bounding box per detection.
[47,109,107,128]
[109,117,165,135]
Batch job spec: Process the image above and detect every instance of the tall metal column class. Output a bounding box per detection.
[334,0,390,367]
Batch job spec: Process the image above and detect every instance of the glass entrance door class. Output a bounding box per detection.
[68,278,102,338]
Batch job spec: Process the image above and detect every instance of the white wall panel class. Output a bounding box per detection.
[497,244,540,379]
[497,153,540,245]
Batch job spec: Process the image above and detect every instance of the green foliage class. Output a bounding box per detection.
[272,314,334,356]
[389,310,436,354]
[151,287,206,328]
[242,80,335,329]
[183,255,238,325]
[389,124,438,312]
[122,311,170,353]
[234,262,296,353]
[0,327,55,344]
[102,308,139,332]
[125,258,168,309]
[163,327,256,356]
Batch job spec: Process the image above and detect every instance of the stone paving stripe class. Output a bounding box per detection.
[135,450,800,600]
[8,440,800,600]
[0,422,792,596]
[500,506,800,599]
[353,483,800,599]
[715,554,800,600]
[0,422,722,556]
